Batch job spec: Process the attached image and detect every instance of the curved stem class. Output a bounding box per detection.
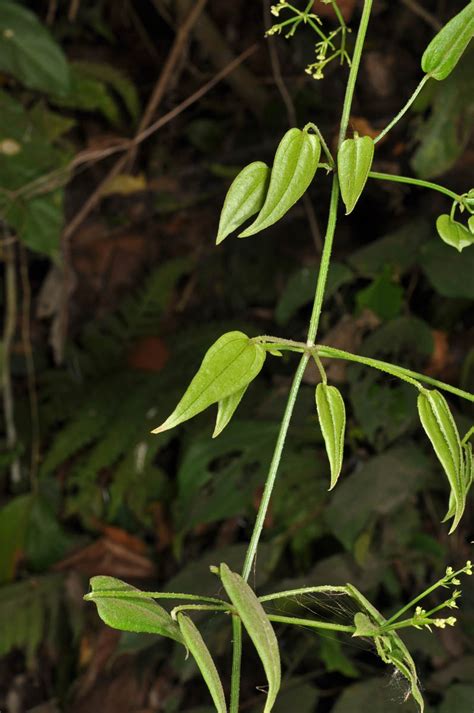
[316,345,474,403]
[241,353,310,581]
[374,74,431,144]
[171,603,229,618]
[368,171,461,203]
[268,613,354,633]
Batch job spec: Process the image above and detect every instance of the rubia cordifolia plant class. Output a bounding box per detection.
[85,3,474,711]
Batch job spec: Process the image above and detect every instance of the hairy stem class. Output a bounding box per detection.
[317,345,474,403]
[230,617,242,713]
[241,353,310,581]
[268,613,354,633]
[374,73,431,144]
[368,171,461,203]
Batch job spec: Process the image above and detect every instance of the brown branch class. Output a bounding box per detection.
[2,239,21,485]
[19,244,40,489]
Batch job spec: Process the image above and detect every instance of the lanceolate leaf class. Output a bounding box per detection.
[216,162,270,244]
[0,1,70,94]
[220,563,281,713]
[152,332,266,433]
[469,215,474,234]
[84,576,183,643]
[417,390,465,532]
[338,135,374,214]
[239,128,321,237]
[177,614,227,713]
[213,385,248,438]
[436,214,474,252]
[315,383,346,490]
[421,3,474,81]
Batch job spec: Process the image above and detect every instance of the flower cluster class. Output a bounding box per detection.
[267,1,351,80]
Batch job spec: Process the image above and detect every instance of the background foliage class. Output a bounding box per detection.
[0,1,473,712]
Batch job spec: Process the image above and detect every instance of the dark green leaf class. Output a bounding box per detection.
[0,1,70,94]
[421,3,474,80]
[436,214,474,252]
[355,267,403,321]
[4,189,64,256]
[84,576,183,643]
[239,128,320,237]
[220,563,281,713]
[216,162,270,244]
[0,494,33,584]
[348,220,430,277]
[421,238,474,298]
[152,332,266,433]
[177,614,227,713]
[337,135,374,214]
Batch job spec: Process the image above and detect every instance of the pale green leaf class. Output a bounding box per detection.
[417,390,465,532]
[177,614,227,713]
[468,215,474,233]
[84,576,183,643]
[337,135,374,214]
[152,332,266,433]
[213,385,248,438]
[315,383,346,490]
[421,3,474,81]
[239,128,320,237]
[216,162,270,244]
[220,563,280,713]
[436,214,474,252]
[0,1,70,94]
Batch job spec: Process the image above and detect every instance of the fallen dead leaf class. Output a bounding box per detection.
[53,536,156,579]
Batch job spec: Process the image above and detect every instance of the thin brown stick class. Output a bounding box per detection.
[68,0,81,22]
[62,43,258,242]
[19,244,40,490]
[125,0,208,168]
[263,0,322,252]
[2,240,21,485]
[400,0,442,29]
[46,0,58,25]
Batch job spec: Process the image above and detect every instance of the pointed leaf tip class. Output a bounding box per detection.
[151,332,266,434]
[216,162,270,244]
[338,135,374,215]
[239,128,321,238]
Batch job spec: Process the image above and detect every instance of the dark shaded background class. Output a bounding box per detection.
[0,1,473,712]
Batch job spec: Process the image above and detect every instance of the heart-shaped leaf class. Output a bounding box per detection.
[436,214,474,252]
[315,383,346,490]
[220,563,281,713]
[213,385,248,438]
[239,128,320,237]
[152,332,266,433]
[177,614,227,713]
[216,162,270,244]
[337,135,374,214]
[421,2,474,81]
[84,576,183,643]
[417,389,465,532]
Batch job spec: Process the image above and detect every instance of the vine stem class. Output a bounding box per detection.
[241,0,374,586]
[234,5,374,710]
[374,73,431,144]
[317,345,474,403]
[368,171,461,203]
[241,352,310,581]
